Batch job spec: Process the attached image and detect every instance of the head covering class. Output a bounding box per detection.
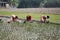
[12,14,16,17]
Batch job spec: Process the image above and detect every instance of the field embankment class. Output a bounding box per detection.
[0,8,60,14]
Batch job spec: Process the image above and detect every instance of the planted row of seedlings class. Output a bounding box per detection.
[0,20,60,40]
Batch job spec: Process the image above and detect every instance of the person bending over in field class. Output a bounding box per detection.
[11,14,18,22]
[41,15,46,23]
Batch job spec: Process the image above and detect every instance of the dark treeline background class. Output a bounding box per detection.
[18,0,60,8]
[1,0,60,8]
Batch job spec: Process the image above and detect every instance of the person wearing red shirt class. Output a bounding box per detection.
[41,15,46,23]
[26,15,31,22]
[11,14,18,22]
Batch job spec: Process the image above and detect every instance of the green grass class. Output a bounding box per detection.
[0,11,60,23]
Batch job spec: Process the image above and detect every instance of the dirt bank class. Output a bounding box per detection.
[0,8,60,14]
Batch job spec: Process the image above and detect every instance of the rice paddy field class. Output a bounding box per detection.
[0,20,60,40]
[0,8,60,40]
[0,11,60,23]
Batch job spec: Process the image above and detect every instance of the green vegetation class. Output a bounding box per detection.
[18,0,60,8]
[0,21,60,40]
[0,0,18,7]
[0,11,60,23]
[1,0,60,8]
[0,10,60,40]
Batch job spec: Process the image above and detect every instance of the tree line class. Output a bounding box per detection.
[2,0,60,8]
